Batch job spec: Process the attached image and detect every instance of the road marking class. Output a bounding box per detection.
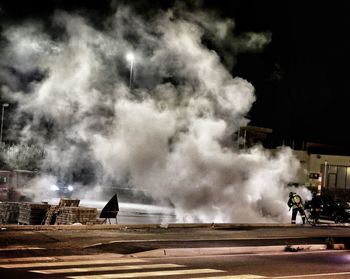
[67,268,225,278]
[272,271,350,278]
[0,246,45,251]
[0,258,146,268]
[31,263,183,274]
[0,253,123,264]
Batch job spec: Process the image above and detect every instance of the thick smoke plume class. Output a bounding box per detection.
[0,6,307,222]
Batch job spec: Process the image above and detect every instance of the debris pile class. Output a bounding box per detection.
[43,199,97,225]
[0,199,98,225]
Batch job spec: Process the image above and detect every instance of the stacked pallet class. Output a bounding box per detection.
[58,199,80,207]
[18,203,50,225]
[0,202,20,224]
[43,205,60,225]
[55,207,97,225]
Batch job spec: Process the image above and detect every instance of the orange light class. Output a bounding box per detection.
[317,172,322,195]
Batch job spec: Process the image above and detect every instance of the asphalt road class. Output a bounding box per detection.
[1,224,350,278]
[1,249,350,278]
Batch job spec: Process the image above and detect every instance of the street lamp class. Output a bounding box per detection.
[0,103,9,144]
[126,52,135,90]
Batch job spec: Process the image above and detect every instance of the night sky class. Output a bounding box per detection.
[0,0,349,148]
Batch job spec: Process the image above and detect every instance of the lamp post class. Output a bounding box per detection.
[0,103,9,144]
[126,52,135,90]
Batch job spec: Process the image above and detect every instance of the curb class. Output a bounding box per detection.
[2,222,350,231]
[130,244,346,258]
[0,223,322,231]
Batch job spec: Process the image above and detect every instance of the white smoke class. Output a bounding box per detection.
[0,6,306,222]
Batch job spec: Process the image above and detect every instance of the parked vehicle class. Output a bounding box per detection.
[304,194,350,224]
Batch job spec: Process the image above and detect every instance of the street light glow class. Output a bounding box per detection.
[126,52,135,90]
[126,52,135,62]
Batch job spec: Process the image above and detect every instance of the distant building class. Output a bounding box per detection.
[238,125,350,200]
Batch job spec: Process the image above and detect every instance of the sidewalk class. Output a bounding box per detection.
[129,243,336,258]
[0,223,349,258]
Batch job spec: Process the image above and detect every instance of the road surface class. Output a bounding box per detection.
[1,249,350,278]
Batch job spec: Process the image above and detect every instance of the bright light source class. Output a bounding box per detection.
[126,52,135,62]
[50,184,59,191]
[67,185,74,192]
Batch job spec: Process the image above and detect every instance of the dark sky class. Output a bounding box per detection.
[0,0,349,147]
[208,1,349,147]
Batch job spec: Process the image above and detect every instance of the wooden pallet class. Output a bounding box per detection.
[18,203,50,225]
[55,207,97,225]
[0,202,20,224]
[58,198,80,207]
[43,205,60,225]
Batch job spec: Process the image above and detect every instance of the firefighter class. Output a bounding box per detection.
[288,192,306,224]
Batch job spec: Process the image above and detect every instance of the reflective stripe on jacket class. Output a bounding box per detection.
[288,194,303,209]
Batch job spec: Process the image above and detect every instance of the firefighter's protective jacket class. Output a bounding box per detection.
[288,193,303,209]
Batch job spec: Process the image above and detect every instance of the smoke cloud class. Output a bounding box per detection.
[0,5,307,222]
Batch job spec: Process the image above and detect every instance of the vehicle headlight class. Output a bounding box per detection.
[67,185,74,192]
[50,184,59,191]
